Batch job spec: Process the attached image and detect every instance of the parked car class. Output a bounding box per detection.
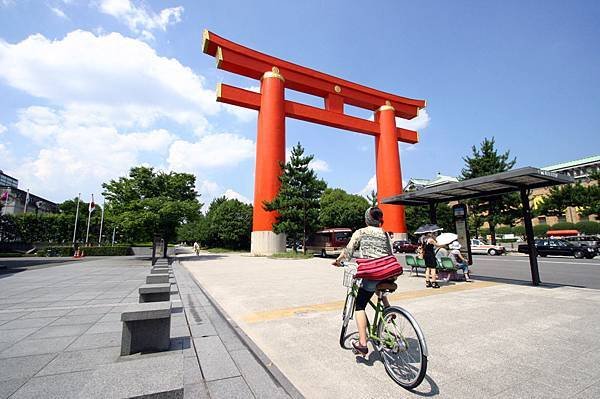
[518,239,597,259]
[563,235,600,250]
[393,240,419,253]
[470,238,506,256]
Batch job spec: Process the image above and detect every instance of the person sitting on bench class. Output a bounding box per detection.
[449,241,473,282]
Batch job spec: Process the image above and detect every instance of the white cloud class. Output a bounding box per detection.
[98,0,183,40]
[395,109,430,131]
[309,158,330,172]
[50,6,68,19]
[167,133,255,172]
[196,181,251,212]
[0,123,6,134]
[0,30,218,130]
[357,175,377,198]
[223,189,251,204]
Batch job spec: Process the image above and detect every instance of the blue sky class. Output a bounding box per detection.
[1,0,599,209]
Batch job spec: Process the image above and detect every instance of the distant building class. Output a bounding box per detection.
[0,171,58,215]
[404,173,459,192]
[531,155,599,225]
[0,170,18,189]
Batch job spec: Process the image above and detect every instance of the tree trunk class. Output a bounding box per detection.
[489,223,496,245]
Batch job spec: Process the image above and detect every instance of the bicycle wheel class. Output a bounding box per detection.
[376,306,428,389]
[339,290,355,349]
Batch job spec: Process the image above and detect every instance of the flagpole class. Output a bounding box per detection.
[85,194,94,245]
[72,193,81,246]
[23,189,30,213]
[98,200,105,245]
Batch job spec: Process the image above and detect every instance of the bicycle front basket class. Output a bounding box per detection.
[342,267,357,287]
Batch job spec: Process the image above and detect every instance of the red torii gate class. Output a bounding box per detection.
[202,30,426,255]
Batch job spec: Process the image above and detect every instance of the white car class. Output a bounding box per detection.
[470,239,506,256]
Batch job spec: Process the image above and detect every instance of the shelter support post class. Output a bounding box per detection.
[520,187,541,286]
[375,105,407,239]
[251,70,287,255]
[428,202,437,224]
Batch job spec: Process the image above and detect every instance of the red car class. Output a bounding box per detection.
[393,240,419,253]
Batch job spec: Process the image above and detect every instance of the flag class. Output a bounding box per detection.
[0,191,8,202]
[89,194,95,213]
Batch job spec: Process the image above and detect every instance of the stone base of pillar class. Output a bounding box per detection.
[389,232,408,241]
[251,231,286,256]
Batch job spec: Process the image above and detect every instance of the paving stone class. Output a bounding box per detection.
[184,382,211,399]
[65,331,122,351]
[9,370,93,399]
[28,323,92,339]
[0,336,77,358]
[0,312,30,322]
[0,378,27,399]
[78,351,184,398]
[184,356,203,385]
[84,321,122,334]
[0,328,38,344]
[37,347,120,376]
[49,313,103,326]
[0,317,57,330]
[18,309,71,319]
[0,354,56,381]
[193,335,240,381]
[230,348,290,398]
[67,305,114,316]
[207,376,254,399]
[574,380,600,398]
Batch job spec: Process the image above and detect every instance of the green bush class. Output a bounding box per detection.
[575,221,600,235]
[40,246,74,257]
[533,224,550,237]
[550,222,576,231]
[81,246,132,256]
[513,225,526,236]
[495,226,513,235]
[0,252,23,257]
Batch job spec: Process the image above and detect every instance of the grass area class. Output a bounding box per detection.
[205,247,249,253]
[269,251,315,259]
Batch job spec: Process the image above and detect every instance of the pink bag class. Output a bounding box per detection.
[355,255,403,280]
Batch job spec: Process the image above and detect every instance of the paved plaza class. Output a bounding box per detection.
[0,256,297,398]
[182,251,600,399]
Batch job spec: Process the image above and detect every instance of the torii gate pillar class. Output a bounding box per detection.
[376,105,407,240]
[251,70,287,255]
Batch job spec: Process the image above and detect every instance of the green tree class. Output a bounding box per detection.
[102,166,202,253]
[405,203,454,238]
[366,190,378,207]
[319,188,369,231]
[205,197,253,250]
[461,137,519,244]
[536,183,586,217]
[265,143,327,253]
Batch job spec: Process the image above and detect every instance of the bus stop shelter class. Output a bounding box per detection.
[382,167,574,286]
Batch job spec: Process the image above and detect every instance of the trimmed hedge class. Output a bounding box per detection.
[550,222,576,231]
[533,224,550,237]
[575,221,600,235]
[39,246,133,257]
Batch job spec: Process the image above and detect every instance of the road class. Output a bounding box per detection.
[470,254,600,289]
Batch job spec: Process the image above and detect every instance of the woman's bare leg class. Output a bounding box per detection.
[355,310,368,346]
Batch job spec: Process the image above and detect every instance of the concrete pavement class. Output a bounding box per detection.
[182,251,600,398]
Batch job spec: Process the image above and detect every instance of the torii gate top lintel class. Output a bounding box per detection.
[203,29,425,144]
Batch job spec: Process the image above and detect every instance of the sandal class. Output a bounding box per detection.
[431,282,440,289]
[425,281,432,288]
[351,340,369,356]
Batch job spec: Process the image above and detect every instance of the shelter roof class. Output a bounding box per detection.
[382,167,574,206]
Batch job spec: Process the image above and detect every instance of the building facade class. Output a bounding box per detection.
[0,171,58,215]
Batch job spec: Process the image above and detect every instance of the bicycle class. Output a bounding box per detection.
[339,261,428,390]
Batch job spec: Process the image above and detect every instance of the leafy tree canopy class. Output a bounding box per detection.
[102,166,201,244]
[319,188,369,232]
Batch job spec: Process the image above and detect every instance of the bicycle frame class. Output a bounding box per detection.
[347,282,393,346]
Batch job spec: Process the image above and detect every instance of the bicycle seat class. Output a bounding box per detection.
[376,280,397,293]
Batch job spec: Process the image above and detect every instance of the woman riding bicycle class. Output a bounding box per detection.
[333,206,393,356]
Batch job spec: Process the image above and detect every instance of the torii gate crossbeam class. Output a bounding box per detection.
[202,30,427,255]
